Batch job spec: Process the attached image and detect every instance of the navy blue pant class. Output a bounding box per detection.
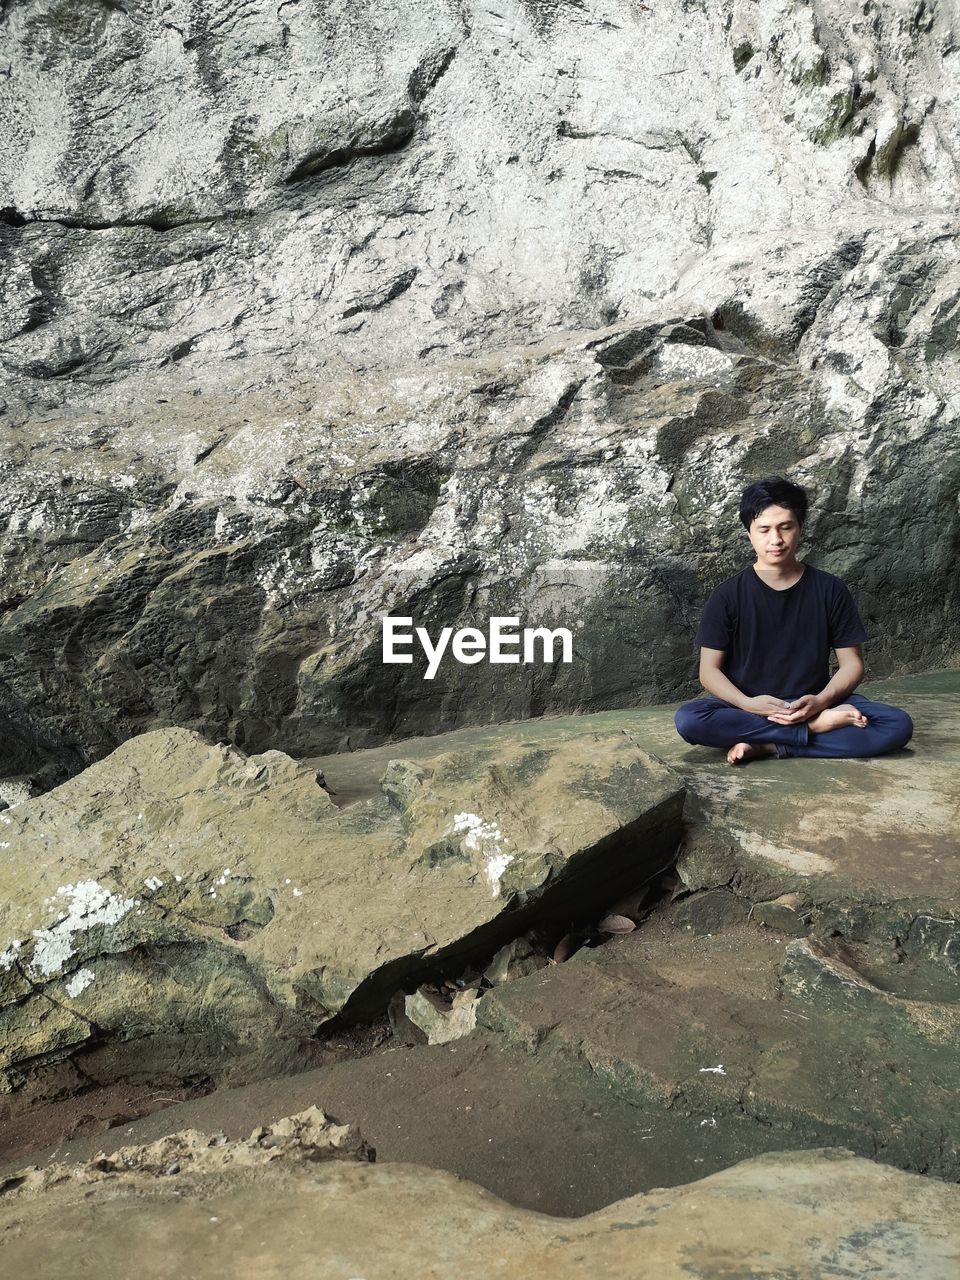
[674,694,913,759]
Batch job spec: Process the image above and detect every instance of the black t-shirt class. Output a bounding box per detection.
[694,565,868,700]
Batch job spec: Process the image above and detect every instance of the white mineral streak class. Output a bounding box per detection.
[143,876,163,890]
[450,813,515,897]
[0,781,32,810]
[0,940,22,969]
[484,853,515,899]
[65,967,95,997]
[29,881,137,978]
[451,812,503,853]
[127,508,153,532]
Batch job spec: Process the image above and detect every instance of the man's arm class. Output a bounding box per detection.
[698,647,788,716]
[819,645,865,703]
[766,646,865,724]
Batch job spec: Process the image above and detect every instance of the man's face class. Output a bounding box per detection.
[748,504,802,568]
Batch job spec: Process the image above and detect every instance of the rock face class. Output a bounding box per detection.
[0,723,682,1112]
[1,7,959,1244]
[2,1137,958,1280]
[0,1,959,773]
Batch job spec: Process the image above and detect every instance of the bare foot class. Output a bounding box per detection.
[807,704,869,734]
[726,742,778,766]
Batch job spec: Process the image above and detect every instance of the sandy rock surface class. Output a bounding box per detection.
[1,1135,957,1280]
[1,674,954,1209]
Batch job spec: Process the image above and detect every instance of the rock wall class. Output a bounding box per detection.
[1,0,958,773]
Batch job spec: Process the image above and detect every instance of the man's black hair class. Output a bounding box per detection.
[739,476,809,529]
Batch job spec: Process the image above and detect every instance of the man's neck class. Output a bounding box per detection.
[752,557,805,588]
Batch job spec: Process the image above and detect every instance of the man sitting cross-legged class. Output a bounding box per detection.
[674,476,913,765]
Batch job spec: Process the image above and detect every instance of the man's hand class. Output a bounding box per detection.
[743,695,791,716]
[765,694,825,724]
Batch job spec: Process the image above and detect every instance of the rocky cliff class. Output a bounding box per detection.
[1,0,958,778]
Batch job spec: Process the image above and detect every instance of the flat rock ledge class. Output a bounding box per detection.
[0,725,681,1112]
[1,1129,957,1280]
[479,917,960,1182]
[312,672,960,950]
[305,671,960,1187]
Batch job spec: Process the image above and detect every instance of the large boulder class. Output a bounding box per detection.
[0,723,682,1111]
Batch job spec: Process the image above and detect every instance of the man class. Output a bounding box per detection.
[674,476,913,764]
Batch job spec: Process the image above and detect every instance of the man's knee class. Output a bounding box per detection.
[864,701,913,751]
[675,701,705,744]
[886,707,913,750]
